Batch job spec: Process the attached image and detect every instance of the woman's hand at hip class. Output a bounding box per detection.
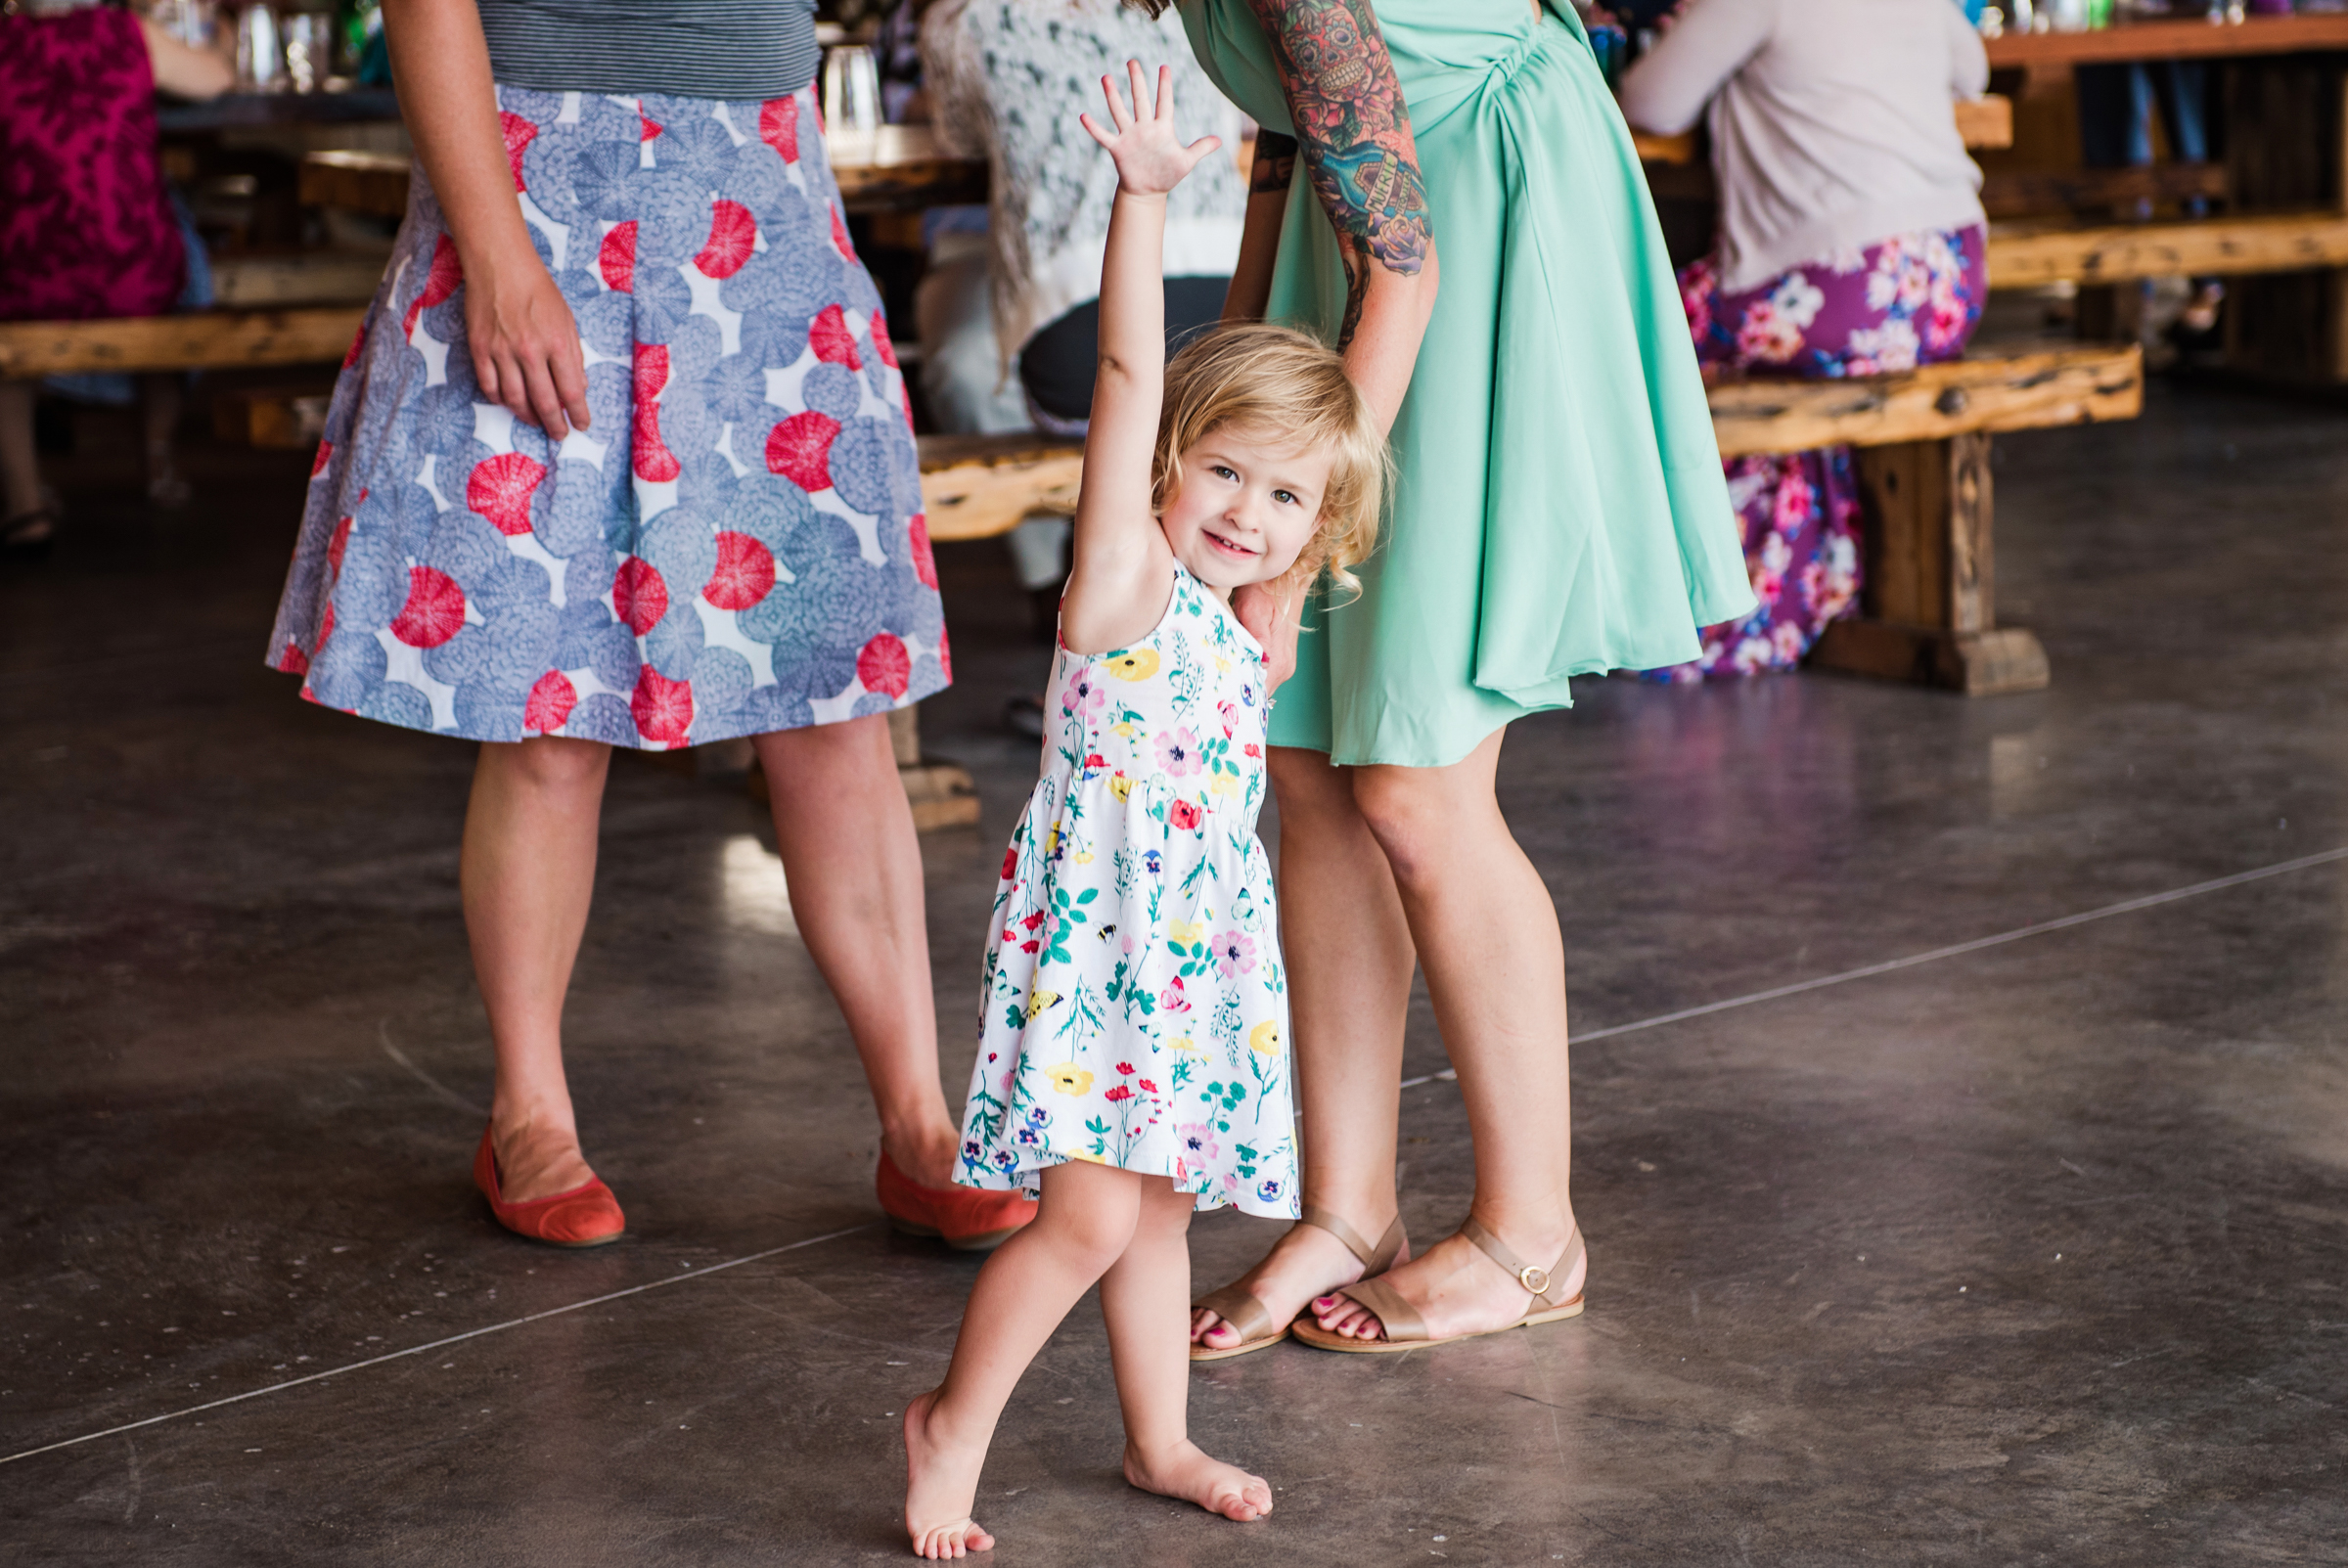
[463,250,592,441]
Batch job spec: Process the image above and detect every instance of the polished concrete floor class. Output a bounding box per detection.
[5,381,2346,1566]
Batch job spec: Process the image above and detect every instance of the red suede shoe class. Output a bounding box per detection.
[877,1151,1036,1251]
[474,1128,626,1248]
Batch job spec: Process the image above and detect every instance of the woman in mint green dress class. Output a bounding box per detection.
[1174,0,1753,1355]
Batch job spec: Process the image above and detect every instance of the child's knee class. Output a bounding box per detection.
[1036,1165,1144,1268]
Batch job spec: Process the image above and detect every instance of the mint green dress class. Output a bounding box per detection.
[1181,0,1756,766]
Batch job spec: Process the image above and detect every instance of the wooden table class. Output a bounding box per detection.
[156,88,403,133]
[1984,13,2348,68]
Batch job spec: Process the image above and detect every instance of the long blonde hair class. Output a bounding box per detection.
[1151,323,1390,597]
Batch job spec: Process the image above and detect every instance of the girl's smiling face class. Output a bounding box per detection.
[1158,426,1332,595]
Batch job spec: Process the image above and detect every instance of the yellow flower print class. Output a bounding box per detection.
[1168,1035,1207,1058]
[1068,1148,1108,1164]
[1112,721,1137,739]
[1045,1062,1094,1095]
[1249,1020,1282,1056]
[1167,919,1204,945]
[1108,772,1133,801]
[1208,769,1238,798]
[1106,649,1160,682]
[1074,849,1095,865]
[1212,654,1232,675]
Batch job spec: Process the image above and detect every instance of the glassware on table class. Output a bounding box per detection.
[281,10,330,92]
[237,3,285,92]
[823,43,882,157]
[149,0,221,49]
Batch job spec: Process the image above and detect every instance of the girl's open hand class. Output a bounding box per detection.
[1080,62,1223,199]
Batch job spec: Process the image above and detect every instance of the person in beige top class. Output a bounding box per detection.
[1615,0,1992,678]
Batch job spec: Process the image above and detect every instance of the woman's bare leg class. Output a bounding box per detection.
[752,715,962,1189]
[1313,727,1582,1340]
[1108,1182,1273,1519]
[462,736,611,1202]
[1190,744,1418,1348]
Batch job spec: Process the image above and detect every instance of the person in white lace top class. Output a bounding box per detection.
[916,0,1247,433]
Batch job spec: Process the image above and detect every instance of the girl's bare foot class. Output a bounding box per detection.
[1311,1222,1583,1342]
[1189,1219,1404,1352]
[904,1390,995,1559]
[1123,1439,1274,1522]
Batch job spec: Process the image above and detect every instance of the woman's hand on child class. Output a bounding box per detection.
[1233,582,1302,695]
[1080,61,1223,200]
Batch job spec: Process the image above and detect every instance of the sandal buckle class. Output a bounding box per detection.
[1519,1264,1550,1296]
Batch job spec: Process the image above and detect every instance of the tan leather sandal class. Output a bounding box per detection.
[1190,1204,1407,1363]
[1290,1217,1585,1354]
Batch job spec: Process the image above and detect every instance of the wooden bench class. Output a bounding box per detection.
[1714,342,2143,694]
[918,340,2146,698]
[1985,208,2348,289]
[0,306,366,378]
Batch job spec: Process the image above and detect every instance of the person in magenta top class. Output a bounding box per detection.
[0,2,231,557]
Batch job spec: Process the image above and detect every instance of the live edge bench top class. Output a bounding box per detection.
[918,340,2146,540]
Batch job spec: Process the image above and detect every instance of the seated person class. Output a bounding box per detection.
[1,0,232,559]
[918,0,1245,433]
[916,0,1247,638]
[1617,0,1988,677]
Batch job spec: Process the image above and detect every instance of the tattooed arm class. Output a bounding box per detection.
[1220,131,1295,323]
[1227,0,1434,688]
[1241,0,1437,432]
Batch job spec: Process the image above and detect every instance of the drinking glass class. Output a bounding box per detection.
[237,3,284,92]
[823,44,882,155]
[282,12,330,93]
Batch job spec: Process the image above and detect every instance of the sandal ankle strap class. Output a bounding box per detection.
[1299,1203,1406,1273]
[1459,1217,1583,1308]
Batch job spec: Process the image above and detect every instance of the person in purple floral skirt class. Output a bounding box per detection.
[1618,0,1990,678]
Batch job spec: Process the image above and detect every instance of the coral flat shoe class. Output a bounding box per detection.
[877,1151,1036,1251]
[474,1128,626,1248]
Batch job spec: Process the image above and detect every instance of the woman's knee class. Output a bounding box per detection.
[1269,746,1365,832]
[480,735,610,796]
[1350,762,1496,883]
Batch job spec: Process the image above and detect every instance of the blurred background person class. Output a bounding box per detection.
[916,0,1245,650]
[1617,0,1989,678]
[1,0,233,560]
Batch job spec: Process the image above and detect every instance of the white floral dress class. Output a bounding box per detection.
[957,566,1297,1218]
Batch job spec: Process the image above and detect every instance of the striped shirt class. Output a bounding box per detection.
[476,0,821,102]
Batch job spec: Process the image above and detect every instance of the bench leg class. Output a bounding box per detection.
[887,703,981,832]
[740,704,980,830]
[1808,432,2051,695]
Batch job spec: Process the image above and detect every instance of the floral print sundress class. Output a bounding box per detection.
[957,565,1298,1219]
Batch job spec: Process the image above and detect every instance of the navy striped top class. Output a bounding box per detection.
[477,0,822,102]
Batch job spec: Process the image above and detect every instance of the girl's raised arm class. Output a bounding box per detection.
[1060,63,1223,654]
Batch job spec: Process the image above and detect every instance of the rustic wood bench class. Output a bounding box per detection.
[1985,208,2348,289]
[0,306,367,378]
[1712,342,2142,694]
[918,340,2146,699]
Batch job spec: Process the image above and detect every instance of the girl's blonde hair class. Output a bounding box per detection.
[1151,323,1390,597]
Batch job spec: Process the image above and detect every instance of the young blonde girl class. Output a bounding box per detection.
[901,62,1385,1559]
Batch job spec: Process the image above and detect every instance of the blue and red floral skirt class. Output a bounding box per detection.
[265,83,946,747]
[1653,225,1986,680]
